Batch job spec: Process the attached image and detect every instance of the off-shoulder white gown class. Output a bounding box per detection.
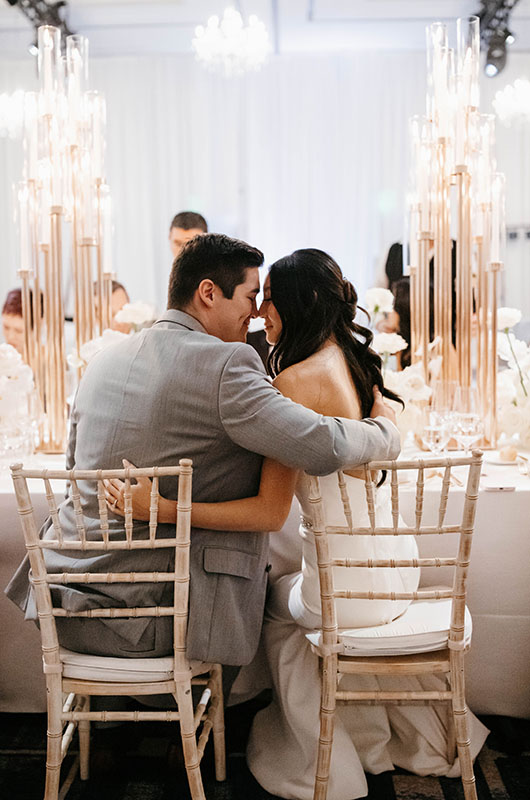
[247,473,488,800]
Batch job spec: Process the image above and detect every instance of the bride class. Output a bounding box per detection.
[106,248,488,799]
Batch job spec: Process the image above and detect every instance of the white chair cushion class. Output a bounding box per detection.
[306,592,472,657]
[59,648,212,682]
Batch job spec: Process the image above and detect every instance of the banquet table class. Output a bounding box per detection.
[1,453,530,717]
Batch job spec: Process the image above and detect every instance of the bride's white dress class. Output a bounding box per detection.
[247,472,489,800]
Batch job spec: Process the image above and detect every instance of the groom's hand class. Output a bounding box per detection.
[370,386,397,427]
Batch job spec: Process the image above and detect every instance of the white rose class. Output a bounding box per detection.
[364,287,394,315]
[372,332,408,355]
[0,343,25,378]
[78,329,129,365]
[114,302,155,326]
[497,307,522,331]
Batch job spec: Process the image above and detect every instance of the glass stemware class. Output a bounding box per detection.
[452,413,484,455]
[421,410,451,455]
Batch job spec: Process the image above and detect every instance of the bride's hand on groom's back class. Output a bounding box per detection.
[370,386,397,427]
[103,460,153,521]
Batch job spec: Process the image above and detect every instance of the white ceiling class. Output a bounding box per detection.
[1,0,530,57]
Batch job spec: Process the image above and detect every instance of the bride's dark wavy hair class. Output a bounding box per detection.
[267,249,403,417]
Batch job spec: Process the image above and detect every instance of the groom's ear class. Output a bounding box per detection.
[196,279,216,308]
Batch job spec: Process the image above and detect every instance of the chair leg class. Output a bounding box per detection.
[44,676,63,800]
[175,680,206,800]
[313,654,338,800]
[211,665,226,781]
[78,696,90,780]
[450,651,478,800]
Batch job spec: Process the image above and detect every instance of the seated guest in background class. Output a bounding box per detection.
[169,211,208,260]
[2,287,44,358]
[7,233,399,707]
[2,288,25,355]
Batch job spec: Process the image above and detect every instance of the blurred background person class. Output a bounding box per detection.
[2,288,25,355]
[169,211,208,260]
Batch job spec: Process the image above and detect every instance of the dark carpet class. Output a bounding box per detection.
[0,696,528,799]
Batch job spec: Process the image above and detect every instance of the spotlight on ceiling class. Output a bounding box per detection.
[476,0,520,77]
[8,0,75,52]
[485,30,508,77]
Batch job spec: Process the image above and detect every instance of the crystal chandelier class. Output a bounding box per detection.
[493,78,530,125]
[192,7,271,78]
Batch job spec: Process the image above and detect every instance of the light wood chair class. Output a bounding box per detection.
[307,450,483,800]
[11,459,225,800]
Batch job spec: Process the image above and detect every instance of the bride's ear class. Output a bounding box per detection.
[197,279,216,308]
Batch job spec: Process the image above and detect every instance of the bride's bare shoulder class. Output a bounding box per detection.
[272,359,322,410]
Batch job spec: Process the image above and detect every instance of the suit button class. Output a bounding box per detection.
[265,564,272,573]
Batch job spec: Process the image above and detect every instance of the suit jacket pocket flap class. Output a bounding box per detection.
[203,546,259,579]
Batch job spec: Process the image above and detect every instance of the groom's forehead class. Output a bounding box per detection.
[238,267,260,293]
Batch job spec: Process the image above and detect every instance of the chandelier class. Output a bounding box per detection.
[192,7,271,78]
[493,78,530,125]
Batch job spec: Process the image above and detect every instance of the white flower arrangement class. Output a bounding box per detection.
[67,329,129,369]
[372,332,408,356]
[383,362,432,442]
[495,307,530,446]
[114,302,155,330]
[497,307,522,331]
[365,287,394,315]
[0,344,35,435]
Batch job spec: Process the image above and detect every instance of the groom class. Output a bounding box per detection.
[7,233,399,678]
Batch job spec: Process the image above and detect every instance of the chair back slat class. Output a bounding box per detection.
[69,475,87,546]
[96,477,110,544]
[309,452,483,654]
[438,465,452,530]
[123,476,133,543]
[363,466,376,530]
[44,477,63,544]
[390,467,399,531]
[337,471,353,532]
[415,464,425,531]
[173,459,193,672]
[149,475,159,541]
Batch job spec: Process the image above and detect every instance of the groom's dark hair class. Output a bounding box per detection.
[168,233,264,309]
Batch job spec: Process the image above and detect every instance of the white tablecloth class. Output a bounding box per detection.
[2,454,530,717]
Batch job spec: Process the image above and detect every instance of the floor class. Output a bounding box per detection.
[1,695,529,799]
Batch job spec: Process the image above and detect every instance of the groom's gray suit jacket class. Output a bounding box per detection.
[7,309,400,665]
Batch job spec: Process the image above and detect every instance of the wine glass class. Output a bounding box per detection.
[421,410,451,455]
[452,413,484,455]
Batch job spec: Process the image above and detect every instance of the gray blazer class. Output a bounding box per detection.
[7,310,400,665]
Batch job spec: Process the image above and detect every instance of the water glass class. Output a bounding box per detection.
[421,411,451,455]
[452,413,483,454]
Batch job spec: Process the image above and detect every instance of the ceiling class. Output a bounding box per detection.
[1,0,530,58]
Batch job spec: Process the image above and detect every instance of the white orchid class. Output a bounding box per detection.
[497,307,522,331]
[372,332,408,356]
[497,331,529,398]
[114,302,155,328]
[365,287,394,315]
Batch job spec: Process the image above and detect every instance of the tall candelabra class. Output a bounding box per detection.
[408,16,505,447]
[16,25,113,452]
